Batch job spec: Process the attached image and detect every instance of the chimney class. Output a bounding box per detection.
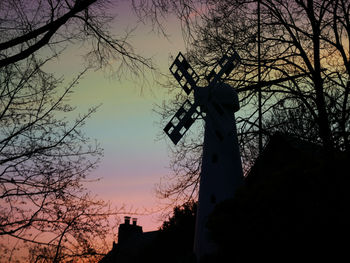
[117,216,143,244]
[124,216,131,225]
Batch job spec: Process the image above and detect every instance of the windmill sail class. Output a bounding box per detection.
[163,100,200,145]
[170,52,199,95]
[206,48,240,86]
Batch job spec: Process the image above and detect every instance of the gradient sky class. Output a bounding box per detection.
[44,1,186,232]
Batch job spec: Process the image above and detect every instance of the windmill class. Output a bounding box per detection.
[163,47,243,260]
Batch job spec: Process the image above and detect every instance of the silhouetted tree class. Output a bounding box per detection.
[1,0,154,261]
[0,0,153,72]
[0,55,121,262]
[27,196,120,263]
[206,134,350,256]
[143,200,197,263]
[136,0,350,202]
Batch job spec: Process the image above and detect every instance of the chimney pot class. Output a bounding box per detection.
[132,218,137,226]
[124,216,131,225]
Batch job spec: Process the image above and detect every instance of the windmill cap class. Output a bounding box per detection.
[211,83,240,112]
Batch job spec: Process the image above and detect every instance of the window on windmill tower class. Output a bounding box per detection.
[212,153,218,163]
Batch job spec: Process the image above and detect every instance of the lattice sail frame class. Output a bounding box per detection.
[163,100,200,145]
[206,50,240,86]
[169,52,200,95]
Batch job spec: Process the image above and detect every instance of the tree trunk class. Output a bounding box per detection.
[309,1,333,151]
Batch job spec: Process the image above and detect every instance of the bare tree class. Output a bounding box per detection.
[137,0,350,202]
[0,0,154,73]
[0,55,115,262]
[27,195,121,263]
[0,0,157,261]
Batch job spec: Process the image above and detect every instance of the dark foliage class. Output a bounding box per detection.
[141,201,197,263]
[206,134,350,260]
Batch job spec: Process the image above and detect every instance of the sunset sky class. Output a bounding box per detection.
[4,1,350,261]
[44,1,186,232]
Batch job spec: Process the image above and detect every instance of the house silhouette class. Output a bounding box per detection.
[99,217,158,263]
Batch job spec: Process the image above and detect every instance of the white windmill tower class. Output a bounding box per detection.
[163,47,243,260]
